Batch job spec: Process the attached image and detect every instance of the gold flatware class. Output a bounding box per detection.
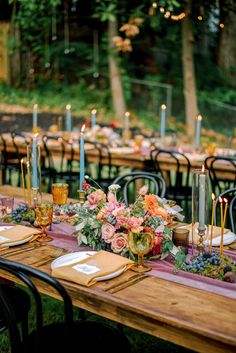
[104,273,142,292]
[108,274,148,294]
[1,243,41,258]
[30,248,66,267]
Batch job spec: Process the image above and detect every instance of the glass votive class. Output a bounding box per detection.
[172,227,189,255]
[0,197,14,215]
[51,183,69,206]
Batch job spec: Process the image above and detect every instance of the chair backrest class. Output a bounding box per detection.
[112,171,166,205]
[214,187,236,233]
[0,258,74,353]
[204,155,236,194]
[150,148,191,191]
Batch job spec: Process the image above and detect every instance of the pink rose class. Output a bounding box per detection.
[111,232,128,253]
[101,223,116,243]
[85,190,106,209]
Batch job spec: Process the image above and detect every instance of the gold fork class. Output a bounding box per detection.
[29,248,65,267]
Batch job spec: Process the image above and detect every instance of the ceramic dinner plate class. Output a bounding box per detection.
[51,251,126,281]
[0,226,34,247]
[204,232,236,247]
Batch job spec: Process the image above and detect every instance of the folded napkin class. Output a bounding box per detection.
[0,225,41,245]
[51,250,134,287]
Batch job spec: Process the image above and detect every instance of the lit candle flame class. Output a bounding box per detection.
[211,193,215,201]
[81,124,86,133]
[219,196,223,203]
[33,104,38,110]
[201,165,205,172]
[161,104,166,110]
[66,104,71,110]
[196,114,202,121]
[224,198,228,204]
[125,111,130,117]
[91,109,97,114]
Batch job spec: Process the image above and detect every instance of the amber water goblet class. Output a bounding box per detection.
[51,183,69,206]
[128,232,154,272]
[35,202,53,242]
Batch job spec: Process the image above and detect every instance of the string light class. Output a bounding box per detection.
[219,23,224,28]
[164,11,171,18]
[197,15,203,21]
[152,2,157,8]
[170,12,186,21]
[159,7,165,13]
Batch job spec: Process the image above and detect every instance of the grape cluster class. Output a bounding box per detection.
[185,250,221,273]
[12,204,35,224]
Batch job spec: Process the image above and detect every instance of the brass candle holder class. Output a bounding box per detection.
[198,228,206,255]
[78,190,85,205]
[32,187,41,207]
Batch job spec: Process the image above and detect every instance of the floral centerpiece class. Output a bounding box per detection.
[84,125,120,145]
[73,182,185,263]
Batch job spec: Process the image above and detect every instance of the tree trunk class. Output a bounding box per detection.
[181,0,199,138]
[108,17,126,121]
[217,0,236,86]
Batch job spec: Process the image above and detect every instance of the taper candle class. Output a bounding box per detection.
[198,165,206,231]
[21,158,26,203]
[26,160,31,206]
[209,193,215,253]
[160,104,166,138]
[32,134,38,188]
[220,198,228,255]
[195,114,202,150]
[33,104,38,129]
[79,124,86,191]
[66,104,72,132]
[91,109,97,128]
[124,111,130,131]
[219,196,223,255]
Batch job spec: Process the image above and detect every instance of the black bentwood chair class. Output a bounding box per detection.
[113,171,166,205]
[0,258,131,353]
[214,187,236,233]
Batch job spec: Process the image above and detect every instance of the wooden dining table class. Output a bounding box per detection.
[0,132,226,186]
[1,185,236,353]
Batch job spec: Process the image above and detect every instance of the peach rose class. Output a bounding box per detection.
[97,208,107,221]
[111,232,128,253]
[101,223,116,243]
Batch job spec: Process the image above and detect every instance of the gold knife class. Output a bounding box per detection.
[104,273,142,292]
[109,274,148,294]
[0,243,41,258]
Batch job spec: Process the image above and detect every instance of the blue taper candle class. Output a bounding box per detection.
[66,104,72,131]
[91,109,97,128]
[195,114,202,150]
[33,104,38,129]
[32,134,38,188]
[160,104,166,138]
[79,124,86,191]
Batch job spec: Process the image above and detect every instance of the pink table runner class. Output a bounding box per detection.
[1,195,236,298]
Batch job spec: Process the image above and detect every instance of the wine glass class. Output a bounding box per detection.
[128,232,154,272]
[35,202,53,242]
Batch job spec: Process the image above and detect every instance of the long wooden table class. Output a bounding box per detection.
[1,186,236,353]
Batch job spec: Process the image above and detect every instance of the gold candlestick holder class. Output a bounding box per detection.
[198,228,206,255]
[78,190,85,205]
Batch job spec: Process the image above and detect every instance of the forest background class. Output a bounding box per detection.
[0,0,236,140]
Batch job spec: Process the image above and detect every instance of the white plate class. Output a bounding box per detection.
[0,231,34,247]
[51,251,126,281]
[204,232,236,247]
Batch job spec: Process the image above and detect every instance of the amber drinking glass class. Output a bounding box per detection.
[51,183,69,206]
[128,232,154,272]
[35,202,53,242]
